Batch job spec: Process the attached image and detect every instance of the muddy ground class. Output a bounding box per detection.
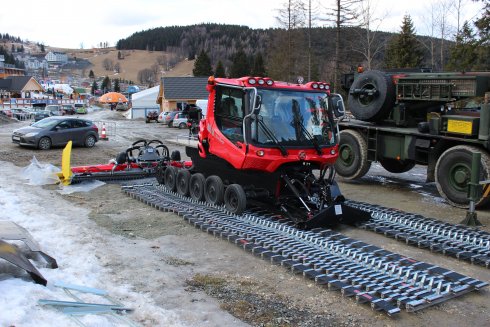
[1,109,489,326]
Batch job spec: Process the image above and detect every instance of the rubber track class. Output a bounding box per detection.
[345,200,490,268]
[121,182,488,316]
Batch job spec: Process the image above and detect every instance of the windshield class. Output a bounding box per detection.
[31,118,59,129]
[251,89,336,147]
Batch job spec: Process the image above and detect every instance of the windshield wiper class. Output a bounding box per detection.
[257,118,288,156]
[292,116,323,155]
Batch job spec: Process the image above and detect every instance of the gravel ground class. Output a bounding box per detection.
[1,108,489,327]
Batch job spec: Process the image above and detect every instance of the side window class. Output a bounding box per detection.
[215,86,244,142]
[57,120,72,129]
[72,120,85,128]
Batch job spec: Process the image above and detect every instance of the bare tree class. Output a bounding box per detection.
[324,0,361,91]
[435,0,453,70]
[276,0,307,82]
[102,58,114,71]
[351,0,387,70]
[137,68,157,85]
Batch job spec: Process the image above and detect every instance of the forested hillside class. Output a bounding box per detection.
[116,23,443,86]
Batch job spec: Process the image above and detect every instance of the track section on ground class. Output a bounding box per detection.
[345,200,490,268]
[121,182,488,316]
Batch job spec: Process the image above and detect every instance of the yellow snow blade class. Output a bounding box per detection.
[57,141,73,185]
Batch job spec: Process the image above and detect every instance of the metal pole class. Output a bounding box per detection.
[460,151,483,226]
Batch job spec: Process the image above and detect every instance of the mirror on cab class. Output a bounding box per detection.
[330,93,346,118]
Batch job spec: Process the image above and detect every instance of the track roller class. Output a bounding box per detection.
[164,166,177,191]
[224,184,247,214]
[204,175,224,205]
[176,169,191,196]
[189,173,206,201]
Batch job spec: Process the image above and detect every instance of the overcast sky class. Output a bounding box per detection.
[0,0,484,49]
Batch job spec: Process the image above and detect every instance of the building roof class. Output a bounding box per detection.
[160,77,208,100]
[1,76,43,92]
[0,79,10,90]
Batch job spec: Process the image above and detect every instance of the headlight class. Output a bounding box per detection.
[25,132,39,137]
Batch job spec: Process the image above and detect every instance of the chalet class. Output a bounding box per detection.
[0,76,44,99]
[157,77,208,112]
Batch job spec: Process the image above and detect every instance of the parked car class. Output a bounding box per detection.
[0,109,13,118]
[165,111,179,127]
[172,112,190,129]
[158,111,170,123]
[45,105,65,116]
[61,104,76,115]
[75,104,88,114]
[146,111,159,123]
[115,102,128,111]
[11,108,30,121]
[12,116,99,150]
[34,110,62,122]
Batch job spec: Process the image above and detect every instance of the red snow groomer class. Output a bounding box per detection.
[156,76,370,228]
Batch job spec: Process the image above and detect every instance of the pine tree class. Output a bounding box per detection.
[114,79,120,92]
[89,70,95,79]
[91,81,98,95]
[474,1,490,70]
[251,52,266,76]
[447,22,478,71]
[215,60,226,77]
[230,49,250,78]
[384,15,424,69]
[192,50,213,76]
[101,76,111,93]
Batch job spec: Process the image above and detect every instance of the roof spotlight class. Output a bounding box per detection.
[248,78,256,85]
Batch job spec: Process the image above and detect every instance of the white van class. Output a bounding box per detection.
[195,99,208,117]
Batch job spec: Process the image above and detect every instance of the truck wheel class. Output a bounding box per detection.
[176,169,191,196]
[379,158,416,173]
[348,70,395,122]
[224,184,247,214]
[335,130,371,179]
[435,145,490,208]
[189,173,206,201]
[164,166,177,191]
[204,175,224,205]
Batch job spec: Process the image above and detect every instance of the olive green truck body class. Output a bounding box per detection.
[336,70,490,207]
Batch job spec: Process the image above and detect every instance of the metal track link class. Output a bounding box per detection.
[345,200,490,268]
[121,182,488,316]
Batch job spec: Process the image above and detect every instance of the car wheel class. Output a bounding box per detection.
[178,122,187,129]
[85,135,96,148]
[38,137,51,150]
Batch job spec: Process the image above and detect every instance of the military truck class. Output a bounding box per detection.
[336,70,490,208]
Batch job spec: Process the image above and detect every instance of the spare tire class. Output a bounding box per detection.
[348,70,395,122]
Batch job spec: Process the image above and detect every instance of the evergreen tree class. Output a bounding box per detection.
[101,76,111,93]
[192,50,213,76]
[230,49,250,78]
[40,44,45,52]
[447,22,478,71]
[89,70,95,79]
[114,79,120,92]
[384,15,424,69]
[215,60,226,77]
[251,52,266,76]
[91,81,98,95]
[474,1,490,70]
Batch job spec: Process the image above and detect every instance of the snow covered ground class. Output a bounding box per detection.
[0,161,185,327]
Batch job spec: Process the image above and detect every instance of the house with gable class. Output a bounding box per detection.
[0,76,44,99]
[157,77,208,112]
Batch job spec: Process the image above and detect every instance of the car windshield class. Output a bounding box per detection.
[251,89,337,147]
[31,118,60,129]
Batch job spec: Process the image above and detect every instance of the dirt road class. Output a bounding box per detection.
[1,108,489,326]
